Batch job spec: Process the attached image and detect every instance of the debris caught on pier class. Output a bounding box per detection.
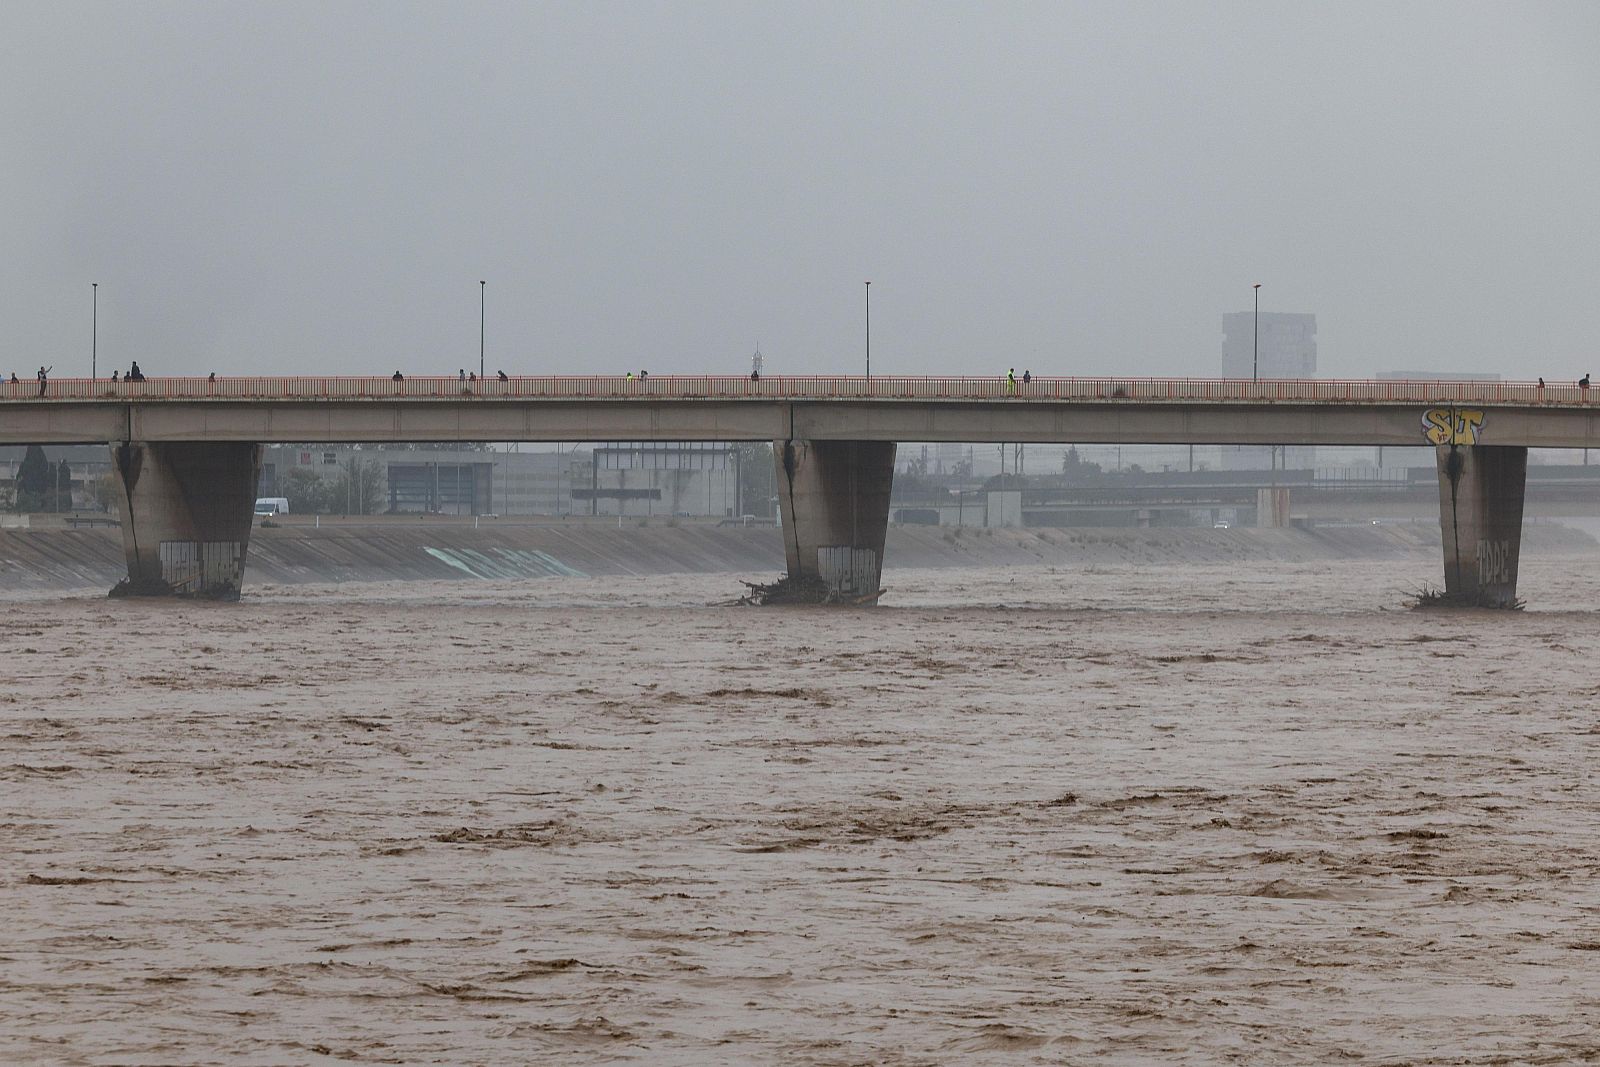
[1406,583,1523,611]
[734,575,883,606]
[109,577,242,602]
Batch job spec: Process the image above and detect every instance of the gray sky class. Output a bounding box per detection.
[4,1,1597,381]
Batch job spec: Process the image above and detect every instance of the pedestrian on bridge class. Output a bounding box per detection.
[1006,368,1017,395]
[392,370,404,381]
[37,366,50,397]
[111,370,120,383]
[459,368,466,381]
[1581,374,1591,391]
[497,370,508,381]
[128,361,144,381]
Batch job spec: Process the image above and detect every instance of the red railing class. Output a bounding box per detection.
[0,374,1592,406]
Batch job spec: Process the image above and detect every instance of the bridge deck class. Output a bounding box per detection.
[4,376,1598,448]
[2,374,1594,406]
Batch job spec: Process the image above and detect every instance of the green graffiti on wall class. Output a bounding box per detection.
[423,547,588,580]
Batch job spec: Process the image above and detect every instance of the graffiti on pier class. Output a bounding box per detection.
[1422,408,1485,446]
[1476,538,1513,587]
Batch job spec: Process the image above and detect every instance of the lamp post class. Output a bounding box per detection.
[864,281,871,379]
[91,283,98,379]
[479,280,486,380]
[1252,283,1261,382]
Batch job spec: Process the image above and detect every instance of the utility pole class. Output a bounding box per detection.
[1252,283,1261,382]
[479,280,486,380]
[91,283,98,380]
[864,281,871,379]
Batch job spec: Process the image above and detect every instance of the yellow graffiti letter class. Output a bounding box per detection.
[1422,408,1453,446]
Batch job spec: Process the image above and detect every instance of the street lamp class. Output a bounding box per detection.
[479,280,486,379]
[864,281,871,379]
[1252,283,1261,382]
[91,283,98,380]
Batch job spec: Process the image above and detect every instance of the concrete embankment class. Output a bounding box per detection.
[0,520,1595,592]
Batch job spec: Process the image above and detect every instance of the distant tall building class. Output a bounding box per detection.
[1221,312,1317,379]
[1218,311,1318,471]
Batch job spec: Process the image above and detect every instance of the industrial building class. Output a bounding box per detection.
[256,443,744,517]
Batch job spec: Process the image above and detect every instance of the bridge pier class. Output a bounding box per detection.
[109,442,263,600]
[1436,444,1527,607]
[775,439,896,600]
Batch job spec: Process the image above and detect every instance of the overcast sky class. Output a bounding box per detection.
[4,1,1596,381]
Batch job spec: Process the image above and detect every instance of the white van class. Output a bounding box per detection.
[254,497,290,516]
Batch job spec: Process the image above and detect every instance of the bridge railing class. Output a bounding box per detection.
[1,374,1593,405]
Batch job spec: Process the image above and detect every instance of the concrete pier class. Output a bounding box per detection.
[1436,444,1527,607]
[1256,487,1290,528]
[775,439,896,599]
[110,442,263,599]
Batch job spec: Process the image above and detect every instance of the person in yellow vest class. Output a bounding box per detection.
[1006,367,1017,395]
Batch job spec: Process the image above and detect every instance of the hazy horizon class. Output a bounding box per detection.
[4,2,1596,381]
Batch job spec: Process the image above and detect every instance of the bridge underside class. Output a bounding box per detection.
[10,400,1600,449]
[98,436,1535,609]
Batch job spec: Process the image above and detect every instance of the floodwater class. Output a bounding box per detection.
[4,558,1600,1065]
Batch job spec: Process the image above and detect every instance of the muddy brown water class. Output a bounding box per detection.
[3,559,1599,1064]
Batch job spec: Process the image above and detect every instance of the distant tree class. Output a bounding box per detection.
[330,455,385,515]
[1061,446,1101,475]
[279,466,332,514]
[1060,446,1104,485]
[15,445,51,511]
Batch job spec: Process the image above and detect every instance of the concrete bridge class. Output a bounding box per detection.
[4,374,1598,605]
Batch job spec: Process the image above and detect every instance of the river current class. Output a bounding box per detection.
[3,559,1599,1064]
